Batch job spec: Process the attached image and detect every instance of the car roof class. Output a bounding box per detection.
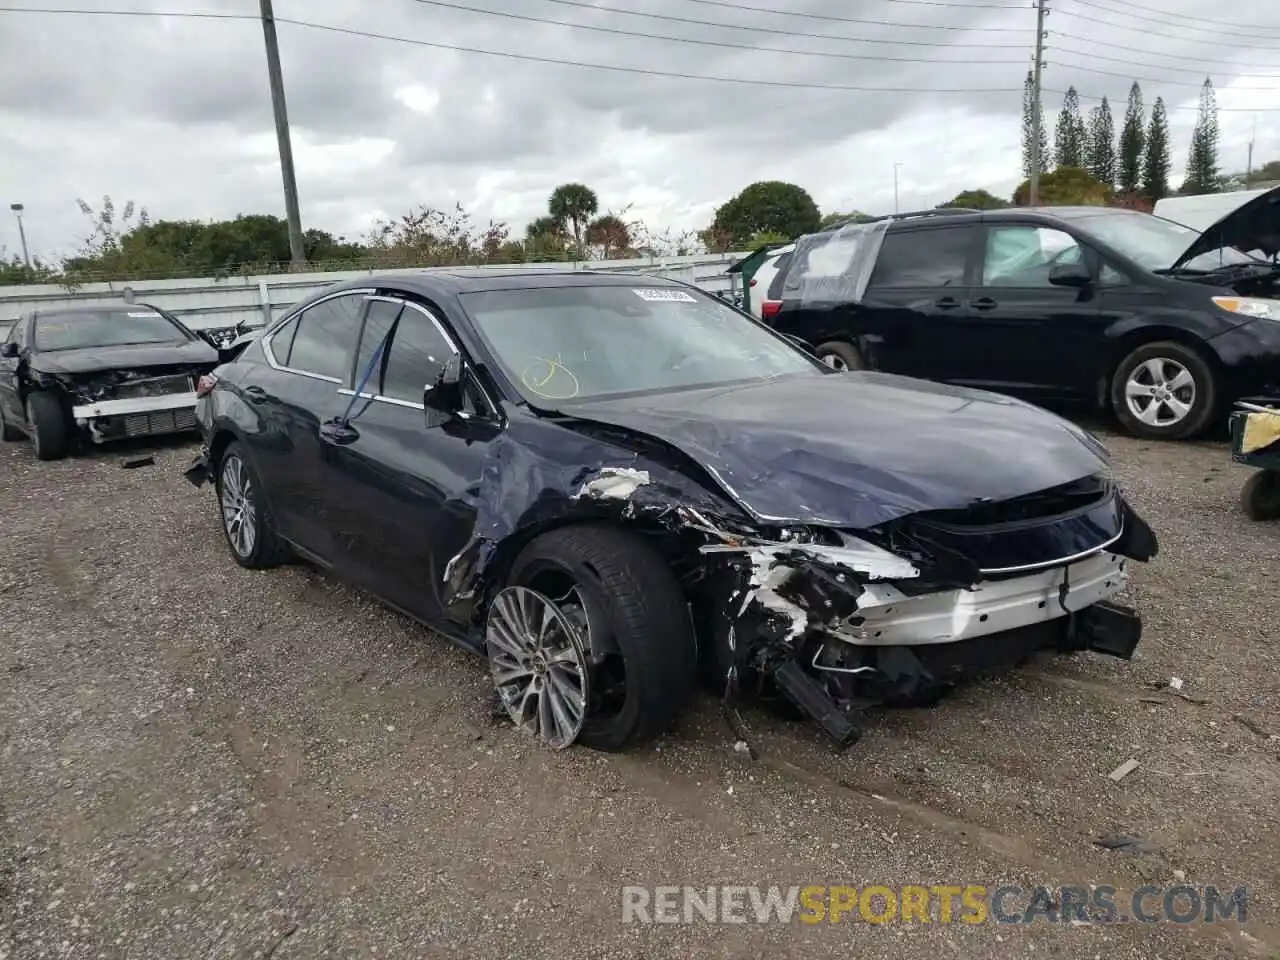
[327,269,686,298]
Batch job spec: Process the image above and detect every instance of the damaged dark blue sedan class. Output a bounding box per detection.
[185,271,1158,752]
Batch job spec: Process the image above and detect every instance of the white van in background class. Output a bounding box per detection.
[1154,189,1271,232]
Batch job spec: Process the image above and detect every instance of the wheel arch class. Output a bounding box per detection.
[1107,326,1224,382]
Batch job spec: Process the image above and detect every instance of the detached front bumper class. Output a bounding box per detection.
[184,448,212,488]
[72,392,200,444]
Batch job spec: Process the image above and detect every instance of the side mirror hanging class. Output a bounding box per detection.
[423,354,465,428]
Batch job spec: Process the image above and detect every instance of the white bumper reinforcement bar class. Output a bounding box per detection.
[828,550,1129,647]
[72,392,199,419]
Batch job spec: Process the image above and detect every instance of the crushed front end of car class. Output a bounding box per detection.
[45,365,212,445]
[684,471,1156,748]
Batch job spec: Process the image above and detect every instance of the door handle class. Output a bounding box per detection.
[934,297,962,309]
[970,297,998,310]
[319,419,359,445]
[244,384,268,404]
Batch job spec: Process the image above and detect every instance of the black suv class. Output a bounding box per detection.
[767,193,1280,439]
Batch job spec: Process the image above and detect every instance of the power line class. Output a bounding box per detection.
[1052,3,1280,46]
[0,5,254,19]
[1053,57,1280,89]
[1054,43,1280,78]
[1060,0,1280,35]
[404,0,1027,65]
[276,15,1022,92]
[665,0,1029,31]
[1051,28,1280,69]
[1049,88,1279,112]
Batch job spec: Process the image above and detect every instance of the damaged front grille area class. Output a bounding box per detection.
[122,408,197,436]
[910,473,1112,527]
[115,373,194,400]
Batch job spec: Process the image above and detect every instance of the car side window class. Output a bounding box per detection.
[358,301,457,405]
[282,294,364,380]
[766,252,794,301]
[982,226,1084,287]
[866,227,972,288]
[1099,262,1129,286]
[352,298,405,389]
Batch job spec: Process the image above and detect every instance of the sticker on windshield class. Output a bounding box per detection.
[631,288,696,303]
[127,311,160,318]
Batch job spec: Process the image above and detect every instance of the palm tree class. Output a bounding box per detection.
[548,183,599,257]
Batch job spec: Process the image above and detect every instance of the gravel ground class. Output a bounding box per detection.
[1,424,1277,959]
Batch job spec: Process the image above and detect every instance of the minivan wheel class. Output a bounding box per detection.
[814,340,865,372]
[214,442,289,569]
[493,524,698,752]
[1110,341,1216,440]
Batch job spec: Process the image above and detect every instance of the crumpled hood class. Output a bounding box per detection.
[30,338,218,376]
[557,371,1109,529]
[1173,184,1280,268]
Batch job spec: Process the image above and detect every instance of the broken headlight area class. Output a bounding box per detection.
[61,369,199,403]
[699,484,1152,751]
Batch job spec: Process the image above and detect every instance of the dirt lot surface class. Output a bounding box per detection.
[1,424,1278,959]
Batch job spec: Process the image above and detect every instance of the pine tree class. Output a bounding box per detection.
[1181,77,1221,195]
[1141,97,1172,201]
[1085,98,1116,186]
[1118,82,1146,193]
[1054,87,1087,170]
[1021,70,1049,180]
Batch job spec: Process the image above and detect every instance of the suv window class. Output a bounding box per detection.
[357,300,456,405]
[982,226,1084,287]
[284,293,365,380]
[766,252,794,300]
[867,226,972,288]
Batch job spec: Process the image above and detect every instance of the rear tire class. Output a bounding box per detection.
[503,524,698,752]
[814,340,865,372]
[25,391,69,461]
[1241,470,1280,521]
[214,442,289,569]
[1110,341,1216,440]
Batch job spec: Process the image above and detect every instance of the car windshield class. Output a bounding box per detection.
[458,284,821,402]
[1065,210,1262,271]
[33,308,188,351]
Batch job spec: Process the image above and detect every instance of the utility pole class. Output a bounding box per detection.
[259,0,306,270]
[893,162,902,214]
[1029,0,1048,205]
[1245,117,1256,188]
[9,203,31,269]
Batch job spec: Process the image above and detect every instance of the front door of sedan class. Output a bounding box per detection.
[315,296,501,627]
[948,224,1104,396]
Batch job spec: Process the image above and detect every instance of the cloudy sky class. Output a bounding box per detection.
[1,0,1277,260]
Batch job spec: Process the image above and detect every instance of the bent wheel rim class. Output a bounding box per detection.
[1124,357,1196,428]
[219,454,258,558]
[486,585,589,750]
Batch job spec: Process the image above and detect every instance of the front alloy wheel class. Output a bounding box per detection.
[1124,357,1196,430]
[1110,341,1216,440]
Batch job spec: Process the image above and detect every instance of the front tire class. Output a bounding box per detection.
[494,524,698,752]
[1110,341,1216,440]
[26,391,69,460]
[214,442,289,569]
[814,340,865,372]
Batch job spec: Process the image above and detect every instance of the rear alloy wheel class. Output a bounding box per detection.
[25,391,69,461]
[1110,341,1216,440]
[214,442,288,569]
[814,340,865,372]
[489,524,698,752]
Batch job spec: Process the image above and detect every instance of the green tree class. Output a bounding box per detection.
[938,189,1011,210]
[548,183,599,257]
[1085,98,1116,187]
[1013,166,1112,206]
[1054,87,1086,170]
[1141,96,1173,202]
[1021,70,1049,180]
[584,214,633,259]
[1181,78,1221,195]
[818,210,874,228]
[709,181,821,246]
[1118,83,1146,193]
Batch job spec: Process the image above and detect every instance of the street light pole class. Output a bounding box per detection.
[258,0,307,270]
[893,162,903,214]
[9,203,31,269]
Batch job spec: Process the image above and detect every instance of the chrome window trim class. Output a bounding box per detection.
[340,297,500,420]
[261,287,375,383]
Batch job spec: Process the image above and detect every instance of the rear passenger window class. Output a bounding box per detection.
[766,252,794,300]
[867,227,973,288]
[285,294,365,380]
